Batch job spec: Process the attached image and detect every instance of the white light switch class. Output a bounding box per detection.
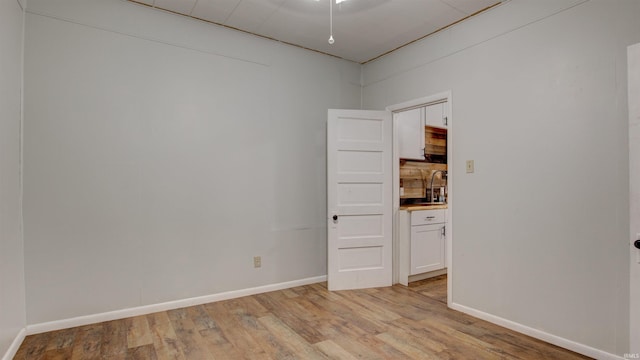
[466,160,474,173]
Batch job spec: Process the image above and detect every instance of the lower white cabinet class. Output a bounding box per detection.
[410,223,445,275]
[399,209,446,285]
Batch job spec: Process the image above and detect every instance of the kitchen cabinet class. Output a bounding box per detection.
[399,209,446,285]
[397,107,425,160]
[410,210,446,275]
[425,102,447,128]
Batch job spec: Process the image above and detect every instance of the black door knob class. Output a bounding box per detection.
[332,215,338,221]
[635,239,640,249]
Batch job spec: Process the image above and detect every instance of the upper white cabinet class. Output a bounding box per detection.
[397,107,425,160]
[425,102,447,128]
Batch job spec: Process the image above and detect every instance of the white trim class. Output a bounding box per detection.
[628,42,640,355]
[2,328,26,360]
[444,93,453,309]
[408,268,447,283]
[450,302,624,360]
[26,275,326,335]
[4,5,30,360]
[386,91,451,113]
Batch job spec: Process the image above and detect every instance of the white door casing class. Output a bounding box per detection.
[387,91,452,301]
[628,42,640,355]
[327,109,392,291]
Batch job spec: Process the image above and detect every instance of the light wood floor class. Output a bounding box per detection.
[14,275,591,359]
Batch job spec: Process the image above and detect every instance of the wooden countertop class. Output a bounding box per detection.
[399,204,448,211]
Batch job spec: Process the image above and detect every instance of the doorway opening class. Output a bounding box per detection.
[387,91,453,307]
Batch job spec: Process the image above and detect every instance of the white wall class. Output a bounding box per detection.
[19,0,639,356]
[364,0,639,356]
[23,0,361,324]
[0,0,27,356]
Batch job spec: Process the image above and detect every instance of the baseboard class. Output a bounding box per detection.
[449,302,624,360]
[2,328,26,360]
[408,268,447,283]
[27,275,326,335]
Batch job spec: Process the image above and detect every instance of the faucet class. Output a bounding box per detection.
[429,170,447,203]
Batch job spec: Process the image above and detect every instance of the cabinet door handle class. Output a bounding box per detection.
[634,239,640,249]
[425,216,436,220]
[332,215,338,221]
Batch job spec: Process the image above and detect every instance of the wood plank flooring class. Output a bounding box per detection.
[14,276,591,359]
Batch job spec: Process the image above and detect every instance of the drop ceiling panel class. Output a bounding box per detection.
[191,0,242,23]
[224,0,284,33]
[154,0,197,14]
[129,0,503,63]
[441,0,499,15]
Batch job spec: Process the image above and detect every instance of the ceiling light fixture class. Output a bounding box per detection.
[328,0,334,44]
[322,0,348,44]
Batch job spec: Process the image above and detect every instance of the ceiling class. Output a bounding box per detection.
[128,0,503,63]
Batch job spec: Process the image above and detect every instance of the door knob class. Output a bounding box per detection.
[635,239,640,249]
[332,215,338,221]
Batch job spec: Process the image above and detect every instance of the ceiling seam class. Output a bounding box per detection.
[439,0,468,16]
[188,0,198,16]
[127,0,355,63]
[26,8,272,67]
[361,2,502,64]
[223,0,243,24]
[127,0,501,65]
[362,0,588,87]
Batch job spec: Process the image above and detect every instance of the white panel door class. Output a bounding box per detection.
[628,42,640,355]
[327,109,392,291]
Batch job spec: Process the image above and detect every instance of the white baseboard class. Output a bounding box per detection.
[2,328,26,360]
[449,302,624,360]
[408,268,447,283]
[26,275,326,335]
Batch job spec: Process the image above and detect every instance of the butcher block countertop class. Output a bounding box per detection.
[399,204,448,211]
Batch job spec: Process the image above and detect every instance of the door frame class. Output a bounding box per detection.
[628,42,640,355]
[387,90,453,307]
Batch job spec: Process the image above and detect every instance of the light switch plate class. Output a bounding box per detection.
[466,160,474,173]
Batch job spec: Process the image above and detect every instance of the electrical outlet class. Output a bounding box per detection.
[253,256,261,268]
[466,160,474,173]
